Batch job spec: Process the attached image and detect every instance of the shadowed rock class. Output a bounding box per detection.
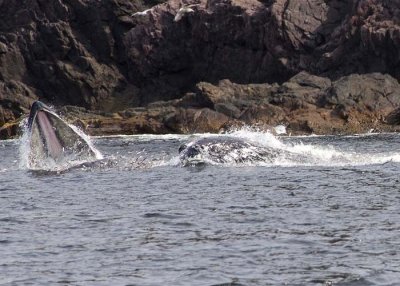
[24,72,400,137]
[1,0,400,138]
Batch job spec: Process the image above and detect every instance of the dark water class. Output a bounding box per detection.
[1,132,400,285]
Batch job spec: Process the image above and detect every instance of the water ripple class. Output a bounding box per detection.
[1,133,400,285]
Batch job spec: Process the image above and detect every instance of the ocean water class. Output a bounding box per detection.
[1,129,400,285]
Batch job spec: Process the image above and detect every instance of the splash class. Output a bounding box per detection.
[179,127,400,167]
[19,108,103,172]
[18,118,31,170]
[274,124,287,135]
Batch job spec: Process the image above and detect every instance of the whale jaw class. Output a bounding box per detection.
[27,101,97,169]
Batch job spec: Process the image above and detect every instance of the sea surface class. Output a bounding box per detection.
[1,129,400,285]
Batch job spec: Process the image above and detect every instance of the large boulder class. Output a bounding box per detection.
[322,73,400,114]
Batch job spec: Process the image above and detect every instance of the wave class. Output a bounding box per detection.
[176,128,400,167]
[17,121,400,171]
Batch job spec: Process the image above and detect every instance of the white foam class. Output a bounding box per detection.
[18,118,30,169]
[274,124,287,135]
[68,123,103,160]
[92,134,191,141]
[179,127,400,167]
[226,127,285,149]
[18,119,400,170]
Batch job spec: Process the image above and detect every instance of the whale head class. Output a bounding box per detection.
[178,137,284,166]
[27,101,98,169]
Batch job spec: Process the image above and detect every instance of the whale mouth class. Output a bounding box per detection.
[27,101,98,169]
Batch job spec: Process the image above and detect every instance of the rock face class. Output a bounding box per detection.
[126,0,400,102]
[0,0,143,118]
[46,72,400,137]
[1,0,400,138]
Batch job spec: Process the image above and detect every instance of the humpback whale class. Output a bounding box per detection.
[26,101,100,169]
[178,136,284,166]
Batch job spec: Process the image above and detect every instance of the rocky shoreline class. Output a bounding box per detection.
[1,0,400,139]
